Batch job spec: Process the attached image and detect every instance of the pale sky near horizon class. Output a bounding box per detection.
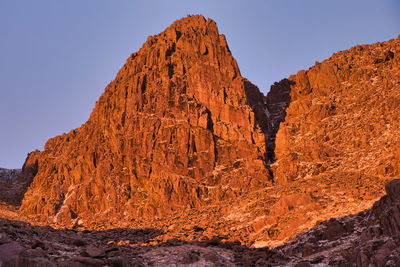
[0,0,399,168]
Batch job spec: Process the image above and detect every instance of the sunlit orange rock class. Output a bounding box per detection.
[272,36,400,185]
[13,16,400,256]
[19,15,271,224]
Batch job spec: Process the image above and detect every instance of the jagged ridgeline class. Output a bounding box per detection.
[20,15,273,223]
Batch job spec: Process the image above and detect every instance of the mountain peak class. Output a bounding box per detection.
[20,16,270,224]
[163,15,219,39]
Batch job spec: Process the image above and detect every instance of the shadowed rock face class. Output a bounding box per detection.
[20,15,271,223]
[0,156,38,206]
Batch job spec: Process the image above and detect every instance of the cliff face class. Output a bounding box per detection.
[20,15,271,223]
[272,37,400,185]
[235,35,400,246]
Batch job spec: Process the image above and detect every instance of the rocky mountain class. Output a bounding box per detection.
[272,37,400,184]
[19,15,272,225]
[252,34,400,245]
[1,14,399,266]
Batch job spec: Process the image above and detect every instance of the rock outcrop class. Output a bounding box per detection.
[20,15,271,224]
[272,36,400,185]
[216,35,400,248]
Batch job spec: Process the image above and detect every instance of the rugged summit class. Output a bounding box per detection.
[20,15,271,223]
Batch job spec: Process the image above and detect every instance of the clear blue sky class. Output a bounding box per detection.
[0,0,399,168]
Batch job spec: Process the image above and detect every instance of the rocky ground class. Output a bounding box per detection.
[1,179,400,266]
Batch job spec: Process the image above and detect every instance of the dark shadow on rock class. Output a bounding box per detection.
[155,237,287,266]
[0,217,163,266]
[0,216,286,266]
[264,78,293,164]
[0,160,38,206]
[0,150,40,206]
[243,78,293,183]
[243,80,269,136]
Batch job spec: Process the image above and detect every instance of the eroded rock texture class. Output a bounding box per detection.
[272,37,400,185]
[219,35,400,247]
[20,15,270,224]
